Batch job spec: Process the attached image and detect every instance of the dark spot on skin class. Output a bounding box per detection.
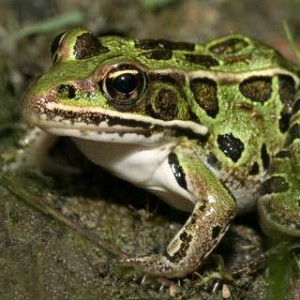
[145,73,185,120]
[292,98,300,114]
[168,153,187,190]
[207,152,221,170]
[279,112,291,133]
[261,144,270,170]
[74,32,109,59]
[209,38,249,55]
[190,78,219,118]
[212,226,221,239]
[279,75,295,112]
[135,39,195,51]
[189,214,198,225]
[278,75,296,132]
[179,231,189,241]
[197,203,206,213]
[287,123,300,145]
[147,89,178,121]
[143,49,173,60]
[184,54,219,67]
[275,150,289,158]
[239,76,272,103]
[249,162,259,175]
[57,84,76,99]
[217,133,244,162]
[261,176,289,195]
[165,231,193,263]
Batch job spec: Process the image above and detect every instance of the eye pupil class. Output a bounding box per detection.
[112,73,138,94]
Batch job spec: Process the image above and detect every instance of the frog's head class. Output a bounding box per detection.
[23,28,207,144]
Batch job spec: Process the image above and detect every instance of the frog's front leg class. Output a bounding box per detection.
[124,143,237,278]
[3,127,79,175]
[3,127,57,171]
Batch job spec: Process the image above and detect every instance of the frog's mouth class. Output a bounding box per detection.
[24,100,208,144]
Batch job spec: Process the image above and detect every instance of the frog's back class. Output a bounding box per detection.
[99,33,300,211]
[100,33,297,72]
[105,33,300,174]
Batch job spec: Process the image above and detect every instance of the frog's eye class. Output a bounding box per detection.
[102,64,147,109]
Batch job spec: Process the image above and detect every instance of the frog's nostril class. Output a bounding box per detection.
[57,84,76,99]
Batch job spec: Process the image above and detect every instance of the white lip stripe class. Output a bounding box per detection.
[40,102,208,135]
[29,67,298,140]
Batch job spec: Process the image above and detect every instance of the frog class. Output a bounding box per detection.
[20,28,300,278]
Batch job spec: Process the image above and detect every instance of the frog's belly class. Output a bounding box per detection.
[73,138,196,211]
[73,138,257,213]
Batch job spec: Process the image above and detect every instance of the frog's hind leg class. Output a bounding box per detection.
[123,143,237,278]
[258,94,300,238]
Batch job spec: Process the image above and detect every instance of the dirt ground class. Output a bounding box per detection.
[0,0,300,299]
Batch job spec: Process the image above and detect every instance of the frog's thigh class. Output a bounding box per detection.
[258,126,300,237]
[124,143,237,278]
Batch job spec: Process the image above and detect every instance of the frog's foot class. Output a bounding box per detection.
[122,200,235,278]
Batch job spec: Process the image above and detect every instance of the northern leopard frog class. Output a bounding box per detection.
[21,28,300,278]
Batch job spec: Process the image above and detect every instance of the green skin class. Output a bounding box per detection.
[22,28,300,278]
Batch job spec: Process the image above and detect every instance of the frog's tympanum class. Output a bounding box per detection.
[22,28,300,278]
